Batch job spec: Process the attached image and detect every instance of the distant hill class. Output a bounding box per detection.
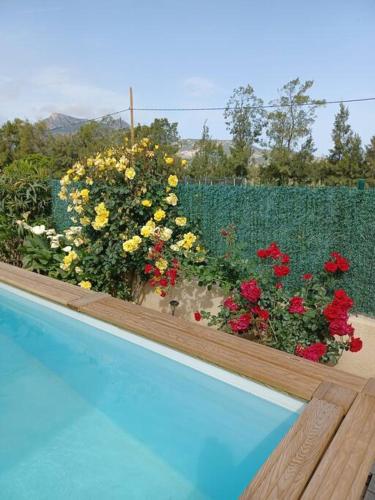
[43,112,129,135]
[179,138,266,164]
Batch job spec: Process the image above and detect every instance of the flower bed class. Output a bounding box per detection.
[192,238,362,365]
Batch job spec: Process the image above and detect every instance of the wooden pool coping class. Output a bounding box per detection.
[1,262,374,499]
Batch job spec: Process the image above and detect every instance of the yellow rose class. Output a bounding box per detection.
[125,167,136,180]
[141,223,155,237]
[80,188,89,202]
[141,199,152,207]
[154,208,166,222]
[95,202,109,216]
[79,280,92,289]
[181,159,188,167]
[165,156,174,166]
[155,258,168,273]
[80,216,91,226]
[165,193,178,206]
[123,235,142,253]
[159,227,173,241]
[178,232,197,250]
[168,175,178,187]
[175,217,187,226]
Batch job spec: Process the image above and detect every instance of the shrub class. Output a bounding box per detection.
[191,235,362,364]
[22,139,200,300]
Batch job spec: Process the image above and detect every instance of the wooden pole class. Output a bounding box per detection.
[129,86,135,145]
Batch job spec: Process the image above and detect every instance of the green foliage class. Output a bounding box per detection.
[267,78,325,151]
[131,118,180,151]
[0,162,51,265]
[188,122,232,179]
[224,85,267,177]
[22,234,62,273]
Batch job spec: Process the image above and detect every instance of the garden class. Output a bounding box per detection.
[1,137,370,367]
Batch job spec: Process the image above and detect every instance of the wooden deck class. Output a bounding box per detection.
[1,262,374,499]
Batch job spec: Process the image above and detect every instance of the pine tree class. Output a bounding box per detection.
[329,103,353,163]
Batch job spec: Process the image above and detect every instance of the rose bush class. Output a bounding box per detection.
[21,139,201,300]
[192,238,362,365]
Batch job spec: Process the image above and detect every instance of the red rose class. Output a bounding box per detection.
[323,303,348,321]
[166,268,178,286]
[275,282,283,289]
[273,265,290,277]
[256,242,282,259]
[268,242,282,259]
[240,279,261,302]
[251,305,270,321]
[349,337,363,352]
[324,261,338,273]
[329,319,354,337]
[223,297,239,311]
[194,311,202,321]
[288,296,306,314]
[333,289,354,309]
[153,268,161,278]
[172,258,180,269]
[303,273,313,280]
[153,241,164,253]
[160,290,167,298]
[280,253,290,264]
[257,248,269,258]
[144,264,154,274]
[336,255,350,272]
[228,313,252,332]
[296,342,327,362]
[159,278,168,287]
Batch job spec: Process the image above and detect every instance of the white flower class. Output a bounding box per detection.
[31,225,46,235]
[50,241,60,249]
[62,246,72,252]
[45,229,56,236]
[75,266,83,274]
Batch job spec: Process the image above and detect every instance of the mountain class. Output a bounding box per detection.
[179,139,266,164]
[43,112,129,135]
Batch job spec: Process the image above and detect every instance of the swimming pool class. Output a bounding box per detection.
[0,283,303,499]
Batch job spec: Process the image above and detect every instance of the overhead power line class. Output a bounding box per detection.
[133,97,375,111]
[47,96,375,132]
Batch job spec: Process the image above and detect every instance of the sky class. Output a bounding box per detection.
[1,0,374,153]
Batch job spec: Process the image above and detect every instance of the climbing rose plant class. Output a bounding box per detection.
[194,242,362,365]
[25,139,201,300]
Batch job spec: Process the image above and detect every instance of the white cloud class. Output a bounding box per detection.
[183,77,217,97]
[0,66,127,122]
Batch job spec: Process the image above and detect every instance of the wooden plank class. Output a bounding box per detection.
[313,381,357,413]
[301,393,375,500]
[240,398,344,499]
[68,292,109,310]
[0,262,90,305]
[363,378,375,397]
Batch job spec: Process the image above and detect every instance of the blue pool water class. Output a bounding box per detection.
[0,285,300,499]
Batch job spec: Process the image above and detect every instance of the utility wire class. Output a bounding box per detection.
[133,97,375,111]
[47,96,375,132]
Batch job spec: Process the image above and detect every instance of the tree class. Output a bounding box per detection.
[261,78,324,185]
[189,122,231,179]
[267,78,325,152]
[132,118,180,151]
[328,103,353,163]
[324,105,364,184]
[0,119,49,169]
[224,85,266,176]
